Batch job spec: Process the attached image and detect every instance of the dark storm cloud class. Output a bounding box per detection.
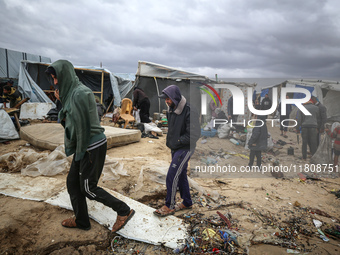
[0,0,339,79]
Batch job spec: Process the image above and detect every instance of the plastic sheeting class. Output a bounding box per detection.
[310,133,333,165]
[18,60,134,107]
[133,61,210,116]
[114,73,135,99]
[0,173,65,201]
[18,61,56,106]
[136,61,208,80]
[0,172,189,250]
[73,65,122,106]
[285,81,323,103]
[46,188,188,249]
[0,148,49,173]
[21,145,71,177]
[0,109,19,140]
[0,47,51,79]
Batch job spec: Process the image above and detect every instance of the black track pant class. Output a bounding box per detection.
[67,142,130,229]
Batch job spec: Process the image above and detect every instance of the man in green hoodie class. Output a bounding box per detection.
[46,60,134,232]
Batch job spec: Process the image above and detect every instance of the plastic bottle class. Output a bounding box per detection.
[230,138,239,145]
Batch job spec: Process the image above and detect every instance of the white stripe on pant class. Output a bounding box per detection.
[169,150,192,209]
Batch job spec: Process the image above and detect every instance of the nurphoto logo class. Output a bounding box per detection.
[200,84,311,128]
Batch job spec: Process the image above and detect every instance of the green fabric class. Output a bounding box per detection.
[49,60,105,161]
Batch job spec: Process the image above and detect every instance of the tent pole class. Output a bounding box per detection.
[154,77,160,113]
[106,98,114,114]
[101,71,104,104]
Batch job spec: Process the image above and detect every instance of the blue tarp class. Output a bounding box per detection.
[260,88,269,97]
[293,85,314,99]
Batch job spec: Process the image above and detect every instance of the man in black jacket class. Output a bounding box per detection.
[248,115,268,169]
[154,85,200,217]
[261,94,272,110]
[133,87,151,123]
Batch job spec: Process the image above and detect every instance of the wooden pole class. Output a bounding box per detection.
[106,98,114,113]
[101,71,104,104]
[14,98,29,109]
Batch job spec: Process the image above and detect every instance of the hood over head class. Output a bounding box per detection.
[159,85,182,107]
[47,60,80,104]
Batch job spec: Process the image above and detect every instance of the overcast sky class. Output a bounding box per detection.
[1,0,340,80]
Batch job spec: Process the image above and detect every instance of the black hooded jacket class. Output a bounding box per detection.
[161,85,200,151]
[248,120,268,151]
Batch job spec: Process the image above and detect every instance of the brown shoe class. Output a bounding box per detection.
[61,216,91,230]
[174,203,192,212]
[153,205,175,217]
[112,209,135,232]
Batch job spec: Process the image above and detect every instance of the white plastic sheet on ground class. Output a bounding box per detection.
[0,173,65,201]
[0,109,19,140]
[46,188,188,249]
[0,173,188,250]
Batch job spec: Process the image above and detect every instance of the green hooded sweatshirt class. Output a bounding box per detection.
[48,60,105,161]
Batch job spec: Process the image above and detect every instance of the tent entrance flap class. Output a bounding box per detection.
[134,76,202,116]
